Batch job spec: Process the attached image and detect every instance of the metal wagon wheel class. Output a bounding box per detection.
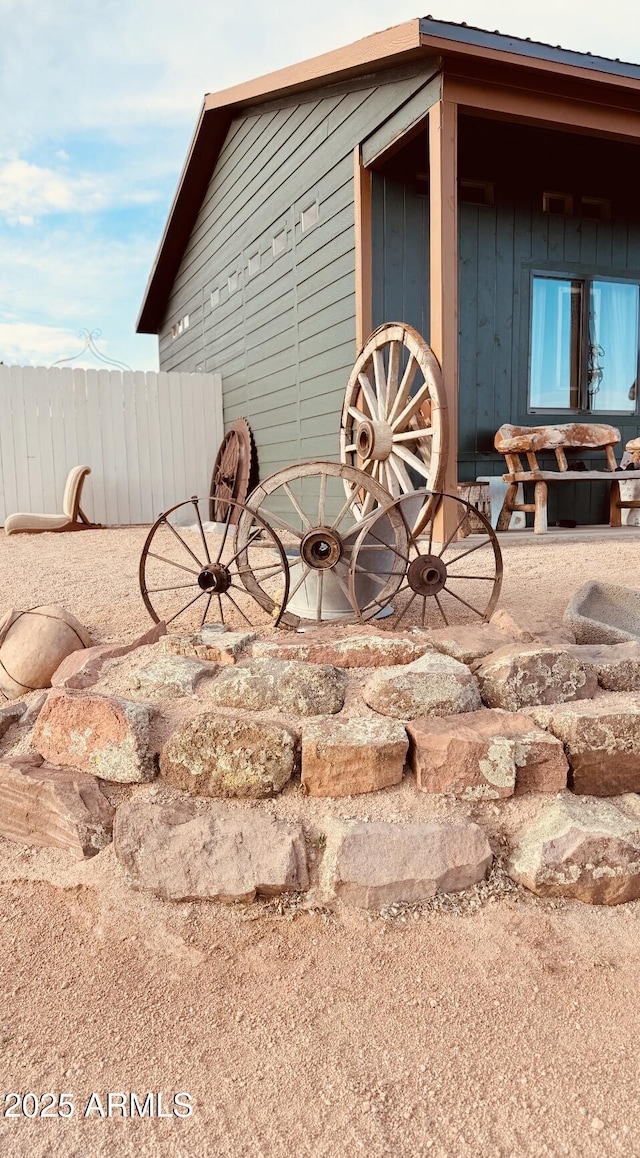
[208,417,256,524]
[139,496,289,631]
[340,323,448,535]
[236,461,408,629]
[349,490,503,629]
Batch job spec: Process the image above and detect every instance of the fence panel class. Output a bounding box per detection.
[0,367,223,526]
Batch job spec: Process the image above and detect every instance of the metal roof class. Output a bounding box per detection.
[419,16,640,80]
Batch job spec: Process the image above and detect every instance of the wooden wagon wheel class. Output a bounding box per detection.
[209,417,256,524]
[236,461,408,629]
[349,490,503,629]
[340,323,448,535]
[139,496,289,631]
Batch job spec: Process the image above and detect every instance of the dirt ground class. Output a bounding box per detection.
[1,524,640,1157]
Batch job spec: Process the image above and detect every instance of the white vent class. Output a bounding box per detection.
[301,202,319,232]
[272,229,287,257]
[248,252,260,276]
[543,191,574,216]
[171,314,190,339]
[211,288,220,308]
[228,271,239,295]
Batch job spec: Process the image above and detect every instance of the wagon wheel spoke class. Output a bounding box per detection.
[166,590,206,626]
[441,585,486,619]
[391,380,433,432]
[392,443,432,480]
[213,503,235,564]
[394,590,419,627]
[392,427,434,444]
[434,593,449,626]
[200,593,213,628]
[357,370,379,419]
[145,551,199,577]
[162,518,204,569]
[385,340,401,415]
[387,355,419,426]
[146,582,199,594]
[437,509,470,556]
[191,498,211,564]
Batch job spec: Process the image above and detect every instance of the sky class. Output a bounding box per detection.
[1,0,639,371]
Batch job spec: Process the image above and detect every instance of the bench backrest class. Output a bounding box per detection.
[495,423,621,455]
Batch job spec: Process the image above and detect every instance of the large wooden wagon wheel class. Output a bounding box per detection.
[236,461,408,629]
[349,490,503,629]
[139,496,289,630]
[340,323,448,535]
[209,417,256,524]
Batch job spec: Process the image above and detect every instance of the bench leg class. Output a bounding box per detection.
[496,484,518,532]
[534,481,548,534]
[610,479,622,527]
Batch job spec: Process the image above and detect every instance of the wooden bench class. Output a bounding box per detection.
[494,422,640,533]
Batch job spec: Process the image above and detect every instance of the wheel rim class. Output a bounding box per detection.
[349,490,503,628]
[139,496,289,630]
[340,323,448,536]
[237,461,408,629]
[208,418,256,524]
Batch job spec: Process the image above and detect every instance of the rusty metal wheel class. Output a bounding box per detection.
[349,490,503,628]
[237,461,407,629]
[209,417,256,524]
[139,496,289,630]
[340,323,448,535]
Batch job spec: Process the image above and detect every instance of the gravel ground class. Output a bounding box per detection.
[1,523,640,1157]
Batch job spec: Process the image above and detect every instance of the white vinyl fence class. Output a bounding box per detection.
[0,366,223,526]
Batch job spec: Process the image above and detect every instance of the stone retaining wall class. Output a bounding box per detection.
[3,614,640,911]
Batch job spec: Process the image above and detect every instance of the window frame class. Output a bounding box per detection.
[527,268,640,418]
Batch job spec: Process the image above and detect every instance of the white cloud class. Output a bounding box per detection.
[0,157,162,225]
[0,322,93,366]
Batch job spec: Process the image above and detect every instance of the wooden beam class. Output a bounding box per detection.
[446,74,640,143]
[429,97,459,539]
[354,149,372,352]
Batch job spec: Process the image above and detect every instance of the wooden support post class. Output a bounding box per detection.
[534,481,548,534]
[429,97,458,540]
[354,148,372,353]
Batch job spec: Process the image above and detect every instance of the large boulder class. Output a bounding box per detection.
[206,658,347,716]
[324,819,492,909]
[475,645,596,712]
[407,708,568,798]
[160,714,298,798]
[527,695,640,796]
[114,799,308,902]
[363,652,481,720]
[0,752,113,858]
[0,605,93,698]
[490,608,574,646]
[301,717,408,797]
[508,794,640,904]
[33,688,155,783]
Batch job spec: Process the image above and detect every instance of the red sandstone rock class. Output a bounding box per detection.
[301,717,408,797]
[114,799,308,902]
[33,688,155,783]
[527,695,640,796]
[0,752,113,858]
[251,629,433,668]
[363,652,481,720]
[161,629,255,664]
[475,645,596,712]
[325,819,492,909]
[427,623,513,664]
[408,709,568,798]
[490,609,575,645]
[508,794,640,904]
[51,622,167,690]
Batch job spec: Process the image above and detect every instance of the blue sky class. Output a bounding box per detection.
[1,0,639,371]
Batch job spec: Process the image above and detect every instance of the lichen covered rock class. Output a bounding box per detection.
[363,652,481,720]
[206,658,347,716]
[475,645,596,712]
[33,688,155,783]
[160,713,298,798]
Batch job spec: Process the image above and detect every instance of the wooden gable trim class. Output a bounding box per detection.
[445,73,640,143]
[361,71,441,168]
[203,21,423,112]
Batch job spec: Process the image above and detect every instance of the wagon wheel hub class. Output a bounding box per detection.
[407,553,447,597]
[300,526,343,569]
[198,563,231,593]
[355,419,394,462]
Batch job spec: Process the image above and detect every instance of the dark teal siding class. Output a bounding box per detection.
[158,63,438,479]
